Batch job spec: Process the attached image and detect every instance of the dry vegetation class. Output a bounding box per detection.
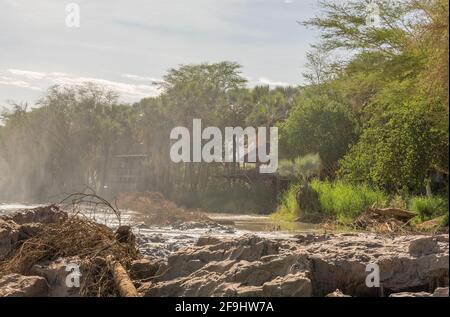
[115,192,210,226]
[0,202,140,297]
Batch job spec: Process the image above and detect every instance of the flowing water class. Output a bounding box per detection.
[0,202,322,258]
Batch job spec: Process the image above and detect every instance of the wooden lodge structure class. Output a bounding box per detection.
[105,154,148,194]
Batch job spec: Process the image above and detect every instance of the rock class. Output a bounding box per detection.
[0,274,49,297]
[326,289,351,297]
[235,286,264,297]
[196,236,222,246]
[390,287,449,297]
[432,287,449,297]
[30,257,82,297]
[262,273,312,297]
[130,259,161,280]
[0,219,19,259]
[409,237,439,256]
[3,205,67,225]
[390,291,433,297]
[143,233,449,297]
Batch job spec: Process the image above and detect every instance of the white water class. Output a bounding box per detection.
[0,202,321,258]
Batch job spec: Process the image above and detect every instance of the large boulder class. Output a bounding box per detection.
[0,274,49,297]
[262,272,312,297]
[304,233,449,296]
[130,258,161,280]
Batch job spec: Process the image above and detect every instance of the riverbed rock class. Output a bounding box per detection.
[326,289,351,297]
[408,236,439,256]
[304,233,449,296]
[262,272,312,297]
[0,274,49,297]
[30,257,82,297]
[3,205,67,225]
[0,219,19,259]
[143,233,449,297]
[130,258,161,280]
[390,287,449,297]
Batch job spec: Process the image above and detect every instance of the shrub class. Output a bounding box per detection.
[278,154,322,180]
[273,180,388,223]
[409,196,448,222]
[272,184,301,222]
[310,180,388,223]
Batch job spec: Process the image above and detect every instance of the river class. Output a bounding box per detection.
[0,202,322,258]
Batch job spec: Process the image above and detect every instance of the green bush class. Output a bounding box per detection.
[273,180,388,223]
[278,154,322,180]
[409,196,448,222]
[272,184,301,222]
[310,180,388,223]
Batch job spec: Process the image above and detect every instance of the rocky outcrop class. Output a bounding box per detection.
[0,219,19,260]
[390,287,449,297]
[2,205,67,225]
[0,274,49,297]
[130,259,161,280]
[142,233,449,297]
[326,289,351,297]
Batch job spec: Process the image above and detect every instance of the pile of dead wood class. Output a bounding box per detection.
[0,200,142,297]
[352,206,419,235]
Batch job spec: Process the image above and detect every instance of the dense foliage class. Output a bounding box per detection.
[0,0,448,217]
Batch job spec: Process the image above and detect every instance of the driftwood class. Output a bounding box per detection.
[368,206,417,221]
[106,256,139,297]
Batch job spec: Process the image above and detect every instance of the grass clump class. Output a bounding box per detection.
[272,184,301,222]
[273,180,388,224]
[310,180,388,223]
[409,196,448,222]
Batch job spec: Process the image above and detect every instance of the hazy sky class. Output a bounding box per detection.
[0,0,320,106]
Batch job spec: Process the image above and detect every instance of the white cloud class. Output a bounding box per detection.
[7,69,46,80]
[122,74,164,83]
[257,77,292,87]
[0,69,163,102]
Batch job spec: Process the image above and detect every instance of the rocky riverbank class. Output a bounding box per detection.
[1,205,449,297]
[139,233,449,297]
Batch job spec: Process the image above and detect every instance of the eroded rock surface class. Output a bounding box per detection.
[0,274,49,297]
[390,287,449,297]
[142,233,449,297]
[30,257,82,297]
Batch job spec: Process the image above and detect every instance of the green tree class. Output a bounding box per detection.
[339,99,449,193]
[280,90,358,165]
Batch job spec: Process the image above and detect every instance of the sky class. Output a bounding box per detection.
[0,0,321,106]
